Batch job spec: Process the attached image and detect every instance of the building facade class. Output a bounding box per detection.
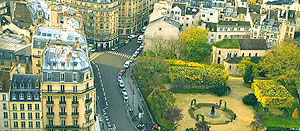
[41,46,95,131]
[0,0,7,16]
[9,74,43,131]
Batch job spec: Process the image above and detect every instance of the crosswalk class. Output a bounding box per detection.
[105,51,131,59]
[90,52,104,61]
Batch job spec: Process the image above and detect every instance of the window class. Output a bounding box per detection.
[28,113,32,119]
[60,73,65,81]
[3,112,8,119]
[73,119,78,126]
[224,35,227,38]
[73,86,77,92]
[47,72,52,81]
[73,73,77,81]
[48,107,53,113]
[20,104,24,111]
[229,65,232,69]
[2,94,6,101]
[28,104,32,111]
[38,51,41,56]
[61,119,66,125]
[219,51,221,55]
[47,85,52,92]
[29,121,33,128]
[21,113,25,119]
[73,107,78,113]
[27,93,32,100]
[3,103,7,110]
[35,113,40,120]
[14,121,18,128]
[255,53,258,57]
[242,53,244,57]
[159,27,162,31]
[218,35,221,39]
[60,96,65,102]
[61,85,65,92]
[4,121,8,127]
[36,122,40,128]
[21,121,25,128]
[86,83,89,89]
[19,93,24,100]
[61,107,65,113]
[249,53,251,57]
[13,113,18,119]
[13,104,17,110]
[73,96,77,102]
[35,104,39,111]
[49,119,53,125]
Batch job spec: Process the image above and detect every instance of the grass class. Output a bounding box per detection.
[213,39,240,49]
[171,88,212,94]
[252,105,300,128]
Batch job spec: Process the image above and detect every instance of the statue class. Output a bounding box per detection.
[210,105,215,116]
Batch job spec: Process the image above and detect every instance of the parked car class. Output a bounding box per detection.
[111,48,116,51]
[119,70,125,76]
[129,58,135,63]
[124,61,130,68]
[117,75,122,82]
[88,47,96,52]
[137,35,144,44]
[141,26,147,33]
[119,80,125,88]
[132,52,138,58]
[122,92,129,101]
[121,88,127,95]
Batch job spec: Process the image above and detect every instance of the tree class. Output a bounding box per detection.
[248,0,257,5]
[179,27,209,59]
[147,88,175,117]
[164,106,183,122]
[186,40,211,62]
[249,120,265,131]
[257,42,300,95]
[238,57,256,84]
[242,93,258,106]
[195,120,210,131]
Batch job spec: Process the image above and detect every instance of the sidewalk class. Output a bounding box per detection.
[123,67,154,130]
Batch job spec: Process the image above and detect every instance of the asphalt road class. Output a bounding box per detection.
[91,39,142,131]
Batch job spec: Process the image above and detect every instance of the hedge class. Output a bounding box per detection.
[252,80,295,108]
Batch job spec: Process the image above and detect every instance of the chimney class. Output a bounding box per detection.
[66,52,72,67]
[56,39,62,45]
[73,41,80,50]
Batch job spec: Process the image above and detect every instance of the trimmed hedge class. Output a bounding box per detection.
[266,127,291,131]
[242,93,258,106]
[209,86,231,96]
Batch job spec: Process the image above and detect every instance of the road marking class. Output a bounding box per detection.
[104,96,107,101]
[100,79,103,83]
[101,83,104,87]
[103,91,106,97]
[106,101,108,106]
[102,88,105,91]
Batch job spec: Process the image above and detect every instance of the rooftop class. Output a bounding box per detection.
[13,2,33,29]
[266,0,294,5]
[43,46,90,71]
[186,7,200,15]
[0,35,27,51]
[214,39,240,48]
[237,7,247,15]
[10,74,41,101]
[218,21,250,26]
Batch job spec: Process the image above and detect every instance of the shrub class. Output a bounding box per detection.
[210,86,231,96]
[266,127,291,131]
[242,93,258,106]
[252,80,295,108]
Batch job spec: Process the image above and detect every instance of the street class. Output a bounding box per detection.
[91,38,152,131]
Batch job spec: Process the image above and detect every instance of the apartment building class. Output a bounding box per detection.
[0,71,10,131]
[0,0,7,16]
[9,74,43,131]
[205,21,251,43]
[41,46,95,131]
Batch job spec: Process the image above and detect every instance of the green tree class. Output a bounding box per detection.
[147,88,175,117]
[243,65,255,84]
[239,57,256,84]
[257,42,300,95]
[180,27,209,59]
[186,40,211,62]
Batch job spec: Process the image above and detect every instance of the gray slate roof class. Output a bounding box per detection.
[10,74,41,101]
[239,39,268,50]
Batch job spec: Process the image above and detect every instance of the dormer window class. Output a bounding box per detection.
[27,93,32,100]
[16,56,19,61]
[20,83,24,89]
[19,93,24,100]
[61,62,65,67]
[60,73,65,81]
[34,93,39,100]
[13,83,17,88]
[28,84,31,89]
[12,93,17,100]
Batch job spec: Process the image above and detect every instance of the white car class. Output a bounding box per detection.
[141,27,146,33]
[128,35,137,39]
[121,88,127,95]
[117,76,122,82]
[129,58,135,63]
[124,61,130,68]
[133,53,138,58]
[88,47,96,52]
[119,80,125,88]
[122,92,129,101]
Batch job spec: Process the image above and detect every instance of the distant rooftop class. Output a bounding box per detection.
[43,46,90,71]
[214,39,240,48]
[0,35,26,51]
[0,71,10,93]
[13,2,33,29]
[218,21,250,26]
[266,0,294,5]
[214,39,268,50]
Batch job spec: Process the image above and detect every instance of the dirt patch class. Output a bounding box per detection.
[175,77,255,131]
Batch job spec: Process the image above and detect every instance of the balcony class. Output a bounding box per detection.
[72,101,79,106]
[85,98,92,104]
[72,112,79,117]
[59,101,66,105]
[85,109,92,115]
[46,101,54,105]
[59,112,67,117]
[46,112,54,117]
